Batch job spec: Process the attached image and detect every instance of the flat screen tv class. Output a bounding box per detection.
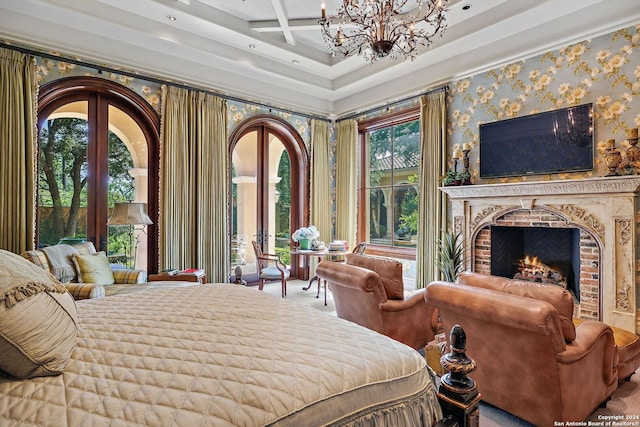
[479,103,593,178]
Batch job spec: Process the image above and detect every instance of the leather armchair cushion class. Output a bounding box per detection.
[458,271,576,341]
[346,254,404,300]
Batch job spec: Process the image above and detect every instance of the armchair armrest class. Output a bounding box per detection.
[556,320,618,417]
[258,253,287,271]
[557,320,615,363]
[316,261,381,292]
[557,320,618,387]
[379,289,425,312]
[380,288,439,349]
[113,269,147,284]
[64,282,106,300]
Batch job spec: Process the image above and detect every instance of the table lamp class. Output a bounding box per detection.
[107,202,153,268]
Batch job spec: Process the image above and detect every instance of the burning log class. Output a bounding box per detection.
[514,255,568,288]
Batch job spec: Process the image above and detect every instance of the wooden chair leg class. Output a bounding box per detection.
[281,280,286,298]
[258,279,264,291]
[324,280,327,306]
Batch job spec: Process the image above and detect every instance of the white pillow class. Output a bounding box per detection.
[0,250,77,378]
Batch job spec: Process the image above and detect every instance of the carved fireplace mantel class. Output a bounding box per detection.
[440,175,640,200]
[440,176,640,333]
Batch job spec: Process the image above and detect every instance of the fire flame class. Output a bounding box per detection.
[522,255,541,267]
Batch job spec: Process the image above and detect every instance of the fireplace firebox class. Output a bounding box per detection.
[490,226,580,301]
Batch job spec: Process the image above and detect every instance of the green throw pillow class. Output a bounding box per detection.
[72,252,115,285]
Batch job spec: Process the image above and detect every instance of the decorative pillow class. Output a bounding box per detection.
[346,253,405,300]
[0,249,77,378]
[72,251,115,285]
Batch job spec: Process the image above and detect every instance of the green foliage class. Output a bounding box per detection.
[38,117,134,246]
[440,169,462,186]
[437,230,464,282]
[274,247,291,266]
[107,131,135,203]
[275,153,291,239]
[398,173,419,236]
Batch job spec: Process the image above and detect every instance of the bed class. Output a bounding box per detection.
[0,278,443,426]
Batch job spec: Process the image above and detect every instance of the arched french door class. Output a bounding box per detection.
[229,115,309,281]
[37,77,160,271]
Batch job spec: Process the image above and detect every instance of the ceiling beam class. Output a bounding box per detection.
[269,0,295,45]
[251,18,323,32]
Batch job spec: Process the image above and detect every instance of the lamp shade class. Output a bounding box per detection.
[107,202,153,225]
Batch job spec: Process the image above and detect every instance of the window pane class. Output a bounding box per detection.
[38,113,89,246]
[107,128,135,266]
[231,132,258,275]
[275,148,291,266]
[369,128,392,187]
[392,120,420,186]
[362,118,420,251]
[395,183,418,248]
[368,188,390,245]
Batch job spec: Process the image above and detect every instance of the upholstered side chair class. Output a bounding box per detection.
[251,240,290,297]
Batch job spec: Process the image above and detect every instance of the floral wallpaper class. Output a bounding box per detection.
[33,54,164,113]
[26,46,312,150]
[9,21,640,187]
[227,101,311,149]
[447,24,640,184]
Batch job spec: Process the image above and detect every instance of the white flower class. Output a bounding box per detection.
[292,225,320,242]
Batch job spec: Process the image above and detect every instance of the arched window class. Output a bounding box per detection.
[229,115,309,281]
[37,77,159,271]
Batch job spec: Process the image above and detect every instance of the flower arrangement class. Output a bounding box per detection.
[292,225,320,242]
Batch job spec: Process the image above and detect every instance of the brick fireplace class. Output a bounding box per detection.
[441,176,640,333]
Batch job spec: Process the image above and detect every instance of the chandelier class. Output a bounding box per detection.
[320,0,449,63]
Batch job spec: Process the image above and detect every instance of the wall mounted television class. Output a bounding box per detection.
[479,103,593,178]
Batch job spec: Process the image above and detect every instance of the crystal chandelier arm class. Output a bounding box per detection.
[320,0,449,62]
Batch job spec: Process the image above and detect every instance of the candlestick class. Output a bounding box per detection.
[462,149,472,185]
[463,142,472,151]
[321,3,326,19]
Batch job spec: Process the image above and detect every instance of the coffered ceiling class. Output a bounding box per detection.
[1,0,639,118]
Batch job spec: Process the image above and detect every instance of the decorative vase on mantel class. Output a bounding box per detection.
[298,238,311,250]
[603,138,621,176]
[626,128,640,163]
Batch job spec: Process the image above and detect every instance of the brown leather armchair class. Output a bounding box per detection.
[316,253,440,350]
[425,273,620,426]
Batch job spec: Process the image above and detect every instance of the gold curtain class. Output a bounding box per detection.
[0,48,36,253]
[335,119,357,250]
[416,90,447,287]
[310,119,331,243]
[160,86,228,282]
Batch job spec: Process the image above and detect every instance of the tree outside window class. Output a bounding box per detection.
[363,118,420,249]
[38,117,134,251]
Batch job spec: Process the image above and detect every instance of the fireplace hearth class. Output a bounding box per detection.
[441,176,640,333]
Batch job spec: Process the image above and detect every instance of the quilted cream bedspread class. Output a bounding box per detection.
[0,284,442,426]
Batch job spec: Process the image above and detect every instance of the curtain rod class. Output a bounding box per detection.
[0,41,331,122]
[337,85,448,122]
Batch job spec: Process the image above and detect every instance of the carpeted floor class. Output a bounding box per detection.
[260,279,640,426]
